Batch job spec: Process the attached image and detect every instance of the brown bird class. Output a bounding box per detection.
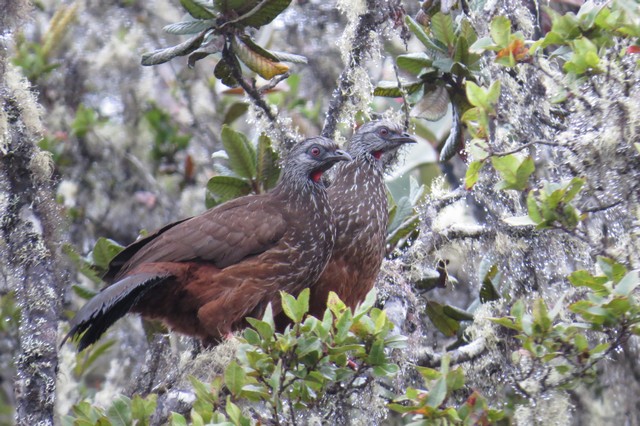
[64,137,351,350]
[304,121,416,320]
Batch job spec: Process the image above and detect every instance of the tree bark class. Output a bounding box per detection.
[0,1,67,424]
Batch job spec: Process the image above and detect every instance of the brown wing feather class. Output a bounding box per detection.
[110,194,287,281]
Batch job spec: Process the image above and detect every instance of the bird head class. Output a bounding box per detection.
[283,136,352,184]
[348,121,417,170]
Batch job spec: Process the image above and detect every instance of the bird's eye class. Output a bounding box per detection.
[310,146,321,157]
[378,127,389,137]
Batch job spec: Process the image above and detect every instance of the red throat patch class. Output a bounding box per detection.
[311,170,323,182]
[372,150,383,159]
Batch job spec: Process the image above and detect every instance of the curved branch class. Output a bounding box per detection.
[321,0,398,138]
[415,337,487,368]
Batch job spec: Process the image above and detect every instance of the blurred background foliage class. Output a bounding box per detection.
[2,0,640,424]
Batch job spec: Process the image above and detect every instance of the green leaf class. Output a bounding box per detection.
[106,396,132,426]
[465,81,489,110]
[250,309,275,338]
[442,304,474,321]
[170,413,188,426]
[280,289,308,323]
[225,397,243,426]
[597,256,627,283]
[141,31,207,66]
[223,102,249,125]
[405,15,448,54]
[353,288,377,319]
[367,338,386,365]
[74,340,115,375]
[163,19,216,35]
[453,35,469,64]
[396,52,433,75]
[614,270,640,296]
[527,191,543,224]
[515,156,535,190]
[491,155,518,187]
[233,0,292,28]
[256,134,280,190]
[464,160,484,190]
[220,125,257,179]
[181,0,216,19]
[430,12,456,48]
[373,80,423,97]
[564,36,600,75]
[224,361,246,397]
[267,50,308,64]
[480,263,501,302]
[131,394,157,422]
[490,317,520,331]
[426,377,448,407]
[446,367,465,391]
[410,85,450,121]
[214,58,238,88]
[568,270,609,295]
[490,16,512,47]
[563,177,584,202]
[426,300,460,337]
[373,363,399,378]
[206,176,252,206]
[334,309,353,343]
[91,237,124,270]
[242,327,261,345]
[532,298,552,333]
[469,36,498,53]
[486,80,501,105]
[384,334,408,349]
[231,35,290,79]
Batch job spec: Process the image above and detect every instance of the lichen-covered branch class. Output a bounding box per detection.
[415,338,487,368]
[1,3,68,422]
[321,0,400,138]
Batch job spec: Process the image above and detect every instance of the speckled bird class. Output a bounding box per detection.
[64,137,351,350]
[305,121,416,319]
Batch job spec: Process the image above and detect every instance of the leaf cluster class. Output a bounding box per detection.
[374,12,482,161]
[469,16,530,67]
[530,0,640,78]
[527,177,585,230]
[389,356,504,425]
[141,0,307,87]
[206,126,280,208]
[62,395,157,426]
[491,257,640,386]
[459,80,501,162]
[168,290,406,425]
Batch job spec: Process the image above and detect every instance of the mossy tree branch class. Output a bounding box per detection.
[0,2,69,423]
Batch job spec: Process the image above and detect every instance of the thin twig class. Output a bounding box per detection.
[259,72,291,94]
[393,61,410,130]
[490,140,565,157]
[222,39,297,150]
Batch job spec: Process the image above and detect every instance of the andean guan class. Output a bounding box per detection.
[287,121,416,323]
[64,137,351,350]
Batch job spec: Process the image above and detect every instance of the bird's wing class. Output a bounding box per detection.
[111,194,288,279]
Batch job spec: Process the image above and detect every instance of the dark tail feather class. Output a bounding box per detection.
[62,273,170,351]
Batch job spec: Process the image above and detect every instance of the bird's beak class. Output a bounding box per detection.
[390,132,417,147]
[330,149,353,162]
